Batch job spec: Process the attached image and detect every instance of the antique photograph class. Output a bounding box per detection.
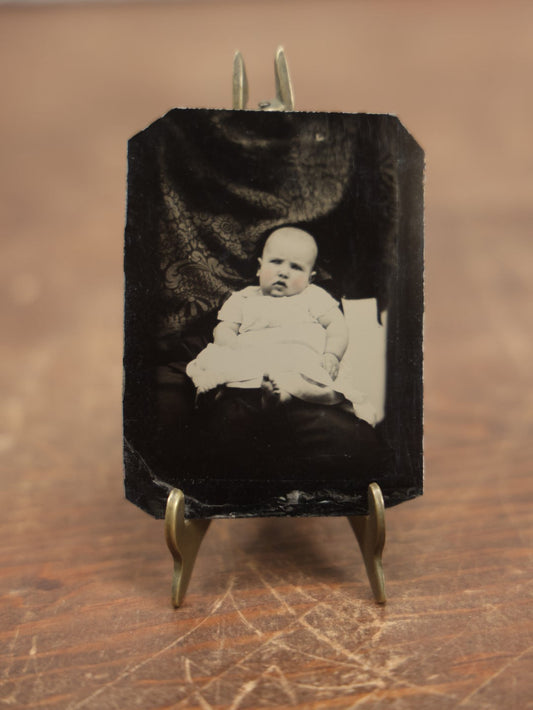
[123,108,424,518]
[5,4,530,704]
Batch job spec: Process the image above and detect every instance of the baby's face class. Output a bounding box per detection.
[258,231,317,297]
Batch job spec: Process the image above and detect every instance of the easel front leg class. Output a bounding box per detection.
[164,489,211,608]
[348,483,386,603]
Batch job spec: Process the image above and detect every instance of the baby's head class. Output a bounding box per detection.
[258,227,317,297]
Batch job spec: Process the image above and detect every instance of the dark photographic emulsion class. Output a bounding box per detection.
[123,108,424,519]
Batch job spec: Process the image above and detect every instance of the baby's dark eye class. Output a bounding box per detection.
[270,258,282,265]
[291,263,303,271]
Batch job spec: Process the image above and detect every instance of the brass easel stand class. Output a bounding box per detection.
[348,483,386,603]
[165,482,386,607]
[165,489,211,608]
[164,48,386,607]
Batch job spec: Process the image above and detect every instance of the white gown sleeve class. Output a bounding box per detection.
[307,284,340,319]
[217,291,244,324]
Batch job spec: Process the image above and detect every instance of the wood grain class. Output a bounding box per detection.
[1,2,532,708]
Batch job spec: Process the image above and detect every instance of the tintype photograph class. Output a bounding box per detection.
[123,108,424,519]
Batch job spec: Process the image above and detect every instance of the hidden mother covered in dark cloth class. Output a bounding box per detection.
[123,108,424,519]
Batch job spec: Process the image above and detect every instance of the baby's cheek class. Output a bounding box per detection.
[294,274,308,290]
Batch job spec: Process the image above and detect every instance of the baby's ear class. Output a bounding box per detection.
[310,270,316,282]
[257,257,262,275]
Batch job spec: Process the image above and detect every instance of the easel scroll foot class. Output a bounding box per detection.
[348,482,386,604]
[164,489,211,608]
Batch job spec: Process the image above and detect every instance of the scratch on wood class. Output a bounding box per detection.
[173,599,321,708]
[228,679,259,710]
[276,640,358,671]
[192,691,215,710]
[184,658,193,684]
[22,636,38,674]
[29,637,37,656]
[457,645,533,707]
[173,575,407,708]
[297,610,367,665]
[265,665,298,705]
[65,588,233,710]
[246,561,298,617]
[1,629,20,682]
[229,589,263,638]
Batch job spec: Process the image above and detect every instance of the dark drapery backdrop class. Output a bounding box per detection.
[128,110,399,344]
[124,109,423,518]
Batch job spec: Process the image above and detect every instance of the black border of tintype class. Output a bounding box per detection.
[123,108,424,519]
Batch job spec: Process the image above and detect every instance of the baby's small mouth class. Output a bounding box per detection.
[272,281,286,288]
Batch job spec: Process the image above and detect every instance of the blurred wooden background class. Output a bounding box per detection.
[1,2,532,708]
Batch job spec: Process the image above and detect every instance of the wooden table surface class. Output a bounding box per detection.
[1,2,532,708]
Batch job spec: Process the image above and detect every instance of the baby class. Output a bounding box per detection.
[187,226,368,413]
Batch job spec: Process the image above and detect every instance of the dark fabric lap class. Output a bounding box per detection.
[194,388,388,487]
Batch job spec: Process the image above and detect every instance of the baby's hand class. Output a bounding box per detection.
[321,352,340,380]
